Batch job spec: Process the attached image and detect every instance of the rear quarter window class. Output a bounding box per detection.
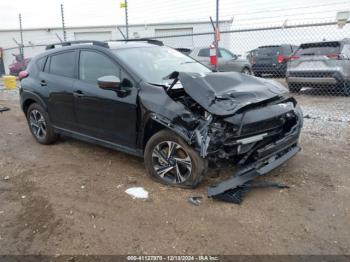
[36,57,47,71]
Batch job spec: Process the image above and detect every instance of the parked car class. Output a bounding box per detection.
[186,47,252,74]
[19,40,302,195]
[9,54,31,76]
[252,44,298,77]
[286,39,350,95]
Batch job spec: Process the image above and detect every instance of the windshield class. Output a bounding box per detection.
[295,42,340,56]
[113,46,211,85]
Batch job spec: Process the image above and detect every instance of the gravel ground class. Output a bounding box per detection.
[0,86,350,255]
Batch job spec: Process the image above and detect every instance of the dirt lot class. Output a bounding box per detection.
[0,87,350,255]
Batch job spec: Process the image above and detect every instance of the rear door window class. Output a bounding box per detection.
[49,51,75,78]
[295,42,341,56]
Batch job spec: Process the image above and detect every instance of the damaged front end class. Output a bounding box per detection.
[140,71,303,202]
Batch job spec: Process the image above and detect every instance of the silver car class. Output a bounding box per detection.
[287,39,350,95]
[188,47,252,74]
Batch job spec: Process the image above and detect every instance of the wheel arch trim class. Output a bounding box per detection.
[21,90,47,114]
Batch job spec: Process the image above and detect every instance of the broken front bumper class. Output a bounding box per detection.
[208,128,301,198]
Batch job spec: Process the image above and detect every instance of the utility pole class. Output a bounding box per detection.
[19,13,24,59]
[61,4,67,41]
[124,0,129,39]
[215,0,219,51]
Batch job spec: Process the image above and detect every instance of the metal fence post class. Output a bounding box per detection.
[125,0,129,39]
[19,13,24,60]
[61,4,67,41]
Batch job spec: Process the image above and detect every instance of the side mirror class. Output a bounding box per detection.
[97,75,121,90]
[231,55,238,60]
[97,75,131,97]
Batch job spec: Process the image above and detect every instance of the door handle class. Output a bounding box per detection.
[73,90,84,98]
[40,80,47,86]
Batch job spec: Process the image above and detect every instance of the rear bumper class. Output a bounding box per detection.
[252,65,286,74]
[287,76,338,84]
[287,70,347,85]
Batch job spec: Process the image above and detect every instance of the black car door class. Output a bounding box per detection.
[73,49,138,148]
[43,50,78,131]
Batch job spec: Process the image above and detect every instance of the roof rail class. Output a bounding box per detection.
[45,40,109,50]
[112,38,164,46]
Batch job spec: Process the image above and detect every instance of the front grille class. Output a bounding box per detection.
[241,118,282,136]
[241,112,297,136]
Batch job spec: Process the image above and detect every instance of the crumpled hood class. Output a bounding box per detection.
[178,72,289,116]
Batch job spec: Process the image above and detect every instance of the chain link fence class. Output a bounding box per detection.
[152,21,350,97]
[2,20,350,97]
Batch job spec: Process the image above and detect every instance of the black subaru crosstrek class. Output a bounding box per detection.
[19,40,303,197]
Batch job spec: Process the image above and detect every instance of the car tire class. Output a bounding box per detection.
[241,67,252,75]
[144,129,208,188]
[288,83,301,93]
[26,103,58,145]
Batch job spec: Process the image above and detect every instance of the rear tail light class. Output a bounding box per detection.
[18,71,29,80]
[326,53,342,60]
[277,54,286,64]
[289,55,300,61]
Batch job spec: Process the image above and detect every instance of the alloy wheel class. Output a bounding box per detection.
[29,109,47,139]
[151,141,192,184]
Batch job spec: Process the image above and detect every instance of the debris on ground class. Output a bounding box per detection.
[188,196,203,206]
[0,106,10,113]
[125,187,149,199]
[212,181,289,204]
[4,176,10,180]
[126,176,137,184]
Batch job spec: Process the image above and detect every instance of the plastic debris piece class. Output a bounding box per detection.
[212,186,251,204]
[125,187,149,199]
[0,106,10,113]
[188,196,203,206]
